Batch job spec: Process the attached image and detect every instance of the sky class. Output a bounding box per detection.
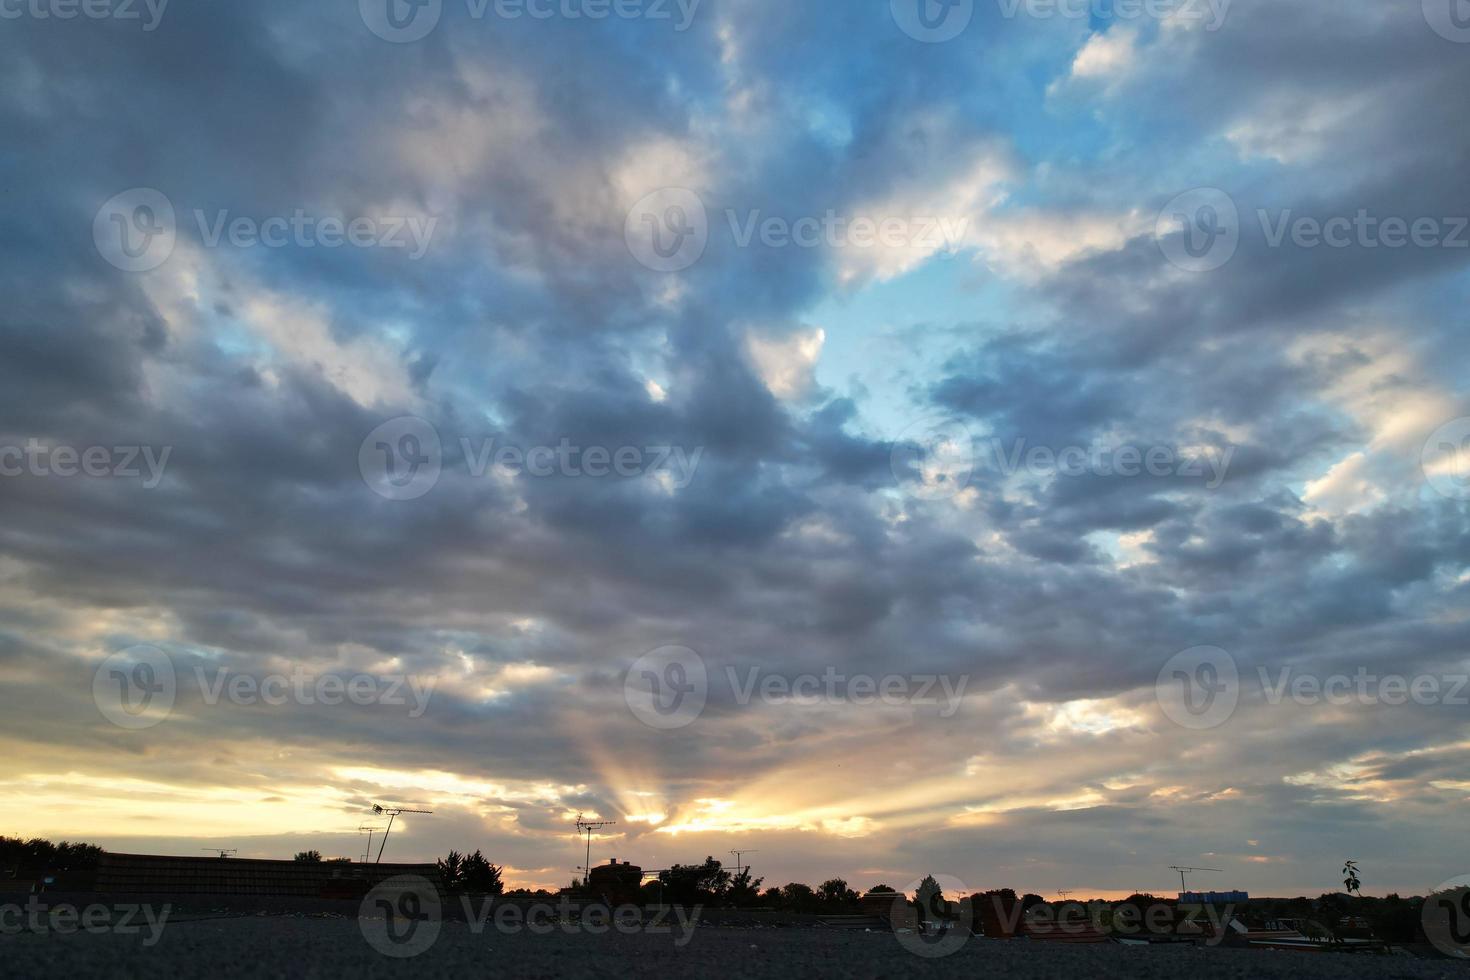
[2,0,1469,901]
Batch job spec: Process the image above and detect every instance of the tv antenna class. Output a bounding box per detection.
[371,803,434,863]
[1169,865,1222,895]
[575,814,616,886]
[1056,889,1073,900]
[730,849,759,877]
[358,825,384,864]
[202,848,238,859]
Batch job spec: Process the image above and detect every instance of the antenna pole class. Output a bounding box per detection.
[1168,866,1223,897]
[376,812,396,863]
[730,849,758,877]
[371,804,434,863]
[358,825,380,864]
[574,814,617,887]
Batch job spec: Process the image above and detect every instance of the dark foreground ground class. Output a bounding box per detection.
[5,916,1470,980]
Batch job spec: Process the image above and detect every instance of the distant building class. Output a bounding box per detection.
[93,852,442,899]
[1179,890,1248,904]
[586,859,642,904]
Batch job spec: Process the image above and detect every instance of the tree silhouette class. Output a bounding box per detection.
[659,856,732,905]
[1343,861,1362,895]
[818,878,859,907]
[725,867,765,907]
[461,850,504,895]
[778,881,819,913]
[914,875,951,933]
[0,837,102,876]
[437,849,503,894]
[438,850,464,890]
[294,850,323,863]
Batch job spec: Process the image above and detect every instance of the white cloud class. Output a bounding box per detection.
[971,208,1150,278]
[1049,28,1139,98]
[241,294,416,410]
[744,324,826,400]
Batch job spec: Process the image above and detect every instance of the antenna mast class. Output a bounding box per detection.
[1168,865,1222,896]
[371,803,434,863]
[575,814,616,887]
[730,849,759,877]
[358,825,383,864]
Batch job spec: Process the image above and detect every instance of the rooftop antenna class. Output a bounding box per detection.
[730,849,759,877]
[358,825,384,864]
[1056,889,1073,900]
[1169,865,1222,896]
[371,803,433,863]
[575,814,616,887]
[202,848,238,859]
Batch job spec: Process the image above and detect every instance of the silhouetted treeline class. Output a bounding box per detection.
[1251,892,1424,944]
[651,856,868,912]
[0,836,102,879]
[438,849,504,895]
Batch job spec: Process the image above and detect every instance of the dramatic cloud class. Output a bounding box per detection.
[1,0,1467,898]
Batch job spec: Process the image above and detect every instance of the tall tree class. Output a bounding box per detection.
[818,878,858,907]
[659,856,731,905]
[437,850,464,891]
[726,867,765,907]
[461,850,504,895]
